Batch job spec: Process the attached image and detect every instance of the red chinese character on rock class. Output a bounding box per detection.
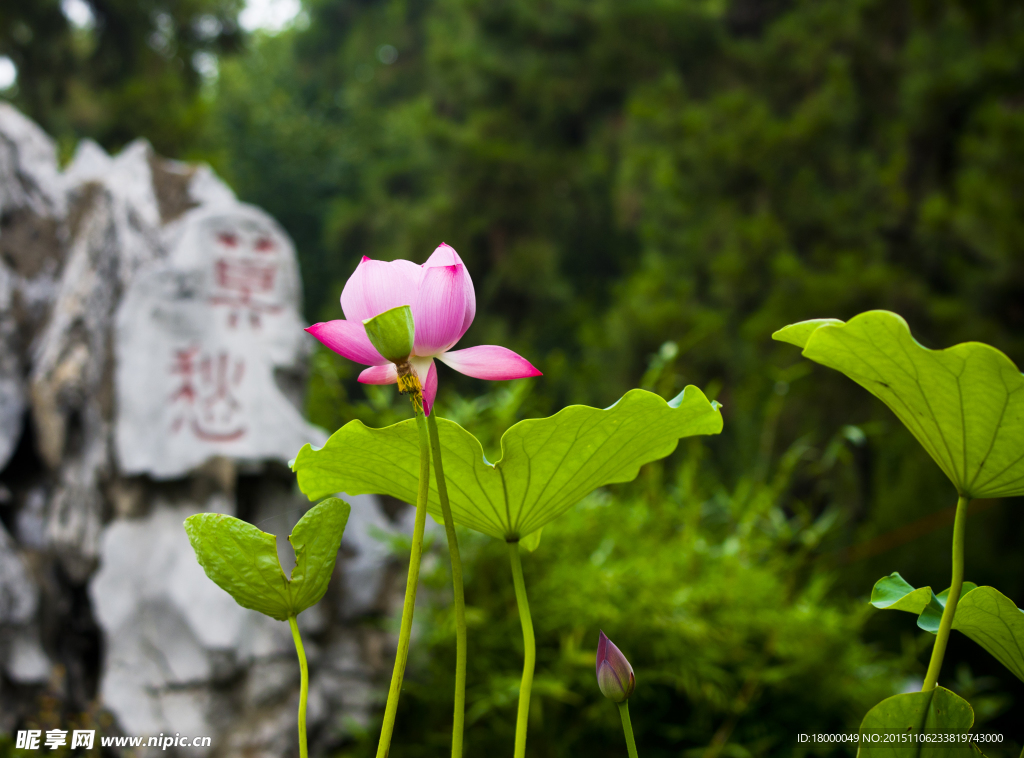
[208,222,283,329]
[168,347,247,442]
[169,347,200,433]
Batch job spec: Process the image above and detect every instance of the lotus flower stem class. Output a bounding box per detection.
[376,402,431,757]
[507,541,535,758]
[427,410,467,758]
[288,616,309,758]
[922,494,970,691]
[617,702,639,758]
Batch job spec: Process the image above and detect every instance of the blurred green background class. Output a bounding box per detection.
[4,0,1023,755]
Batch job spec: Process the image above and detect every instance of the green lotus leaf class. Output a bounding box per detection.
[291,387,723,541]
[772,318,844,348]
[285,497,352,614]
[857,686,980,757]
[773,310,1024,499]
[871,572,945,621]
[184,497,350,621]
[952,586,1024,683]
[870,573,978,633]
[871,574,1024,682]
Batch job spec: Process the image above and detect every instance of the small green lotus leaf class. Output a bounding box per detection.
[185,512,292,620]
[292,387,723,541]
[773,310,1024,499]
[870,573,979,634]
[918,583,979,634]
[184,497,350,621]
[952,586,1024,683]
[857,686,979,757]
[871,572,943,617]
[287,497,351,614]
[870,574,1024,682]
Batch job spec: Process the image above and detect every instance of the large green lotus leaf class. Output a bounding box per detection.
[291,387,722,541]
[857,687,980,757]
[773,310,1024,499]
[871,574,1024,682]
[185,497,350,621]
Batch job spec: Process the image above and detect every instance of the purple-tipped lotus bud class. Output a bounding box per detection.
[596,630,635,702]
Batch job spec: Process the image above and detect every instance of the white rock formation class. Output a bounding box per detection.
[0,103,66,471]
[0,105,409,755]
[89,501,293,738]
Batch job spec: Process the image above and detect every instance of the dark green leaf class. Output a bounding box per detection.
[773,310,1024,498]
[292,387,723,540]
[857,686,980,757]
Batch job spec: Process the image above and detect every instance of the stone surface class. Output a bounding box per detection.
[0,262,22,470]
[338,494,419,619]
[0,522,36,626]
[0,103,66,471]
[0,522,50,685]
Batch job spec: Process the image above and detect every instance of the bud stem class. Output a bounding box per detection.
[507,541,535,758]
[288,616,309,758]
[375,406,431,758]
[617,701,639,758]
[426,410,467,758]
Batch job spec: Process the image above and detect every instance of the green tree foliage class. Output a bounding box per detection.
[209,0,1024,370]
[0,0,243,157]
[209,0,1024,593]
[204,4,1024,744]
[339,445,911,757]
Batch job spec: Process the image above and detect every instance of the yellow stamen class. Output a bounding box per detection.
[396,361,424,414]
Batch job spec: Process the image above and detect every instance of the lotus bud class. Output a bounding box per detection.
[596,630,635,703]
[363,305,415,363]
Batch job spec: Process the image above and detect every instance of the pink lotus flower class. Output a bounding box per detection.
[306,244,541,415]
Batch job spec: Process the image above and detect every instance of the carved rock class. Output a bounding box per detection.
[0,105,408,755]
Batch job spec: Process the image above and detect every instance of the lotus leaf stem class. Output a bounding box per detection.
[427,410,467,758]
[376,405,431,756]
[288,616,309,758]
[922,494,970,691]
[507,541,535,758]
